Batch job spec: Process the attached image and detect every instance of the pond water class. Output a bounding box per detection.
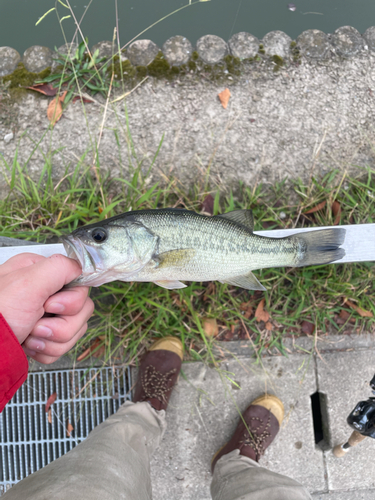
[0,0,375,54]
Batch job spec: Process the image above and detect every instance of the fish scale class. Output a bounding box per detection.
[133,211,300,274]
[62,208,346,290]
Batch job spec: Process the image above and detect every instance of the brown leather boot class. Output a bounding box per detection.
[133,337,183,411]
[211,394,284,472]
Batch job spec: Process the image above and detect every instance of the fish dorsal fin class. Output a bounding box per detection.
[216,210,254,231]
[220,271,266,291]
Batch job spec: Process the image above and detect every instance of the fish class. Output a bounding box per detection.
[61,208,346,290]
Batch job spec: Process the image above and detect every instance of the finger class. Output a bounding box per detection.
[26,297,94,345]
[24,322,89,359]
[13,254,82,301]
[22,324,87,364]
[23,347,60,365]
[44,286,90,316]
[0,253,45,276]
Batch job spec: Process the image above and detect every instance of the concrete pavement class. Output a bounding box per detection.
[149,334,375,499]
[26,332,375,498]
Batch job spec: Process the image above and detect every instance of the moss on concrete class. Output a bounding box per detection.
[135,66,148,78]
[290,41,301,63]
[108,52,184,83]
[188,60,197,71]
[108,59,136,80]
[147,52,170,77]
[0,46,297,104]
[272,54,284,72]
[224,55,241,76]
[2,62,51,100]
[3,62,51,88]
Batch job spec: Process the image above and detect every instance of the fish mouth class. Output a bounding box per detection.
[61,236,96,274]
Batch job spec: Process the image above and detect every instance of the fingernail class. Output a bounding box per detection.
[24,348,36,357]
[34,325,53,338]
[27,338,46,351]
[46,302,65,314]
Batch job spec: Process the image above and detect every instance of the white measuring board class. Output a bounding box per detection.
[0,224,373,266]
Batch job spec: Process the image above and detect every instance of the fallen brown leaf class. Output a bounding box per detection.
[240,301,253,319]
[77,346,91,362]
[262,220,274,229]
[47,91,67,126]
[47,96,62,125]
[332,200,341,225]
[26,83,58,96]
[47,408,52,424]
[45,392,57,412]
[255,299,270,323]
[339,309,350,321]
[92,343,106,358]
[66,421,74,437]
[218,88,231,109]
[201,194,214,215]
[301,320,315,335]
[344,299,373,318]
[224,330,234,341]
[336,309,356,326]
[77,338,102,362]
[203,318,219,337]
[304,200,326,214]
[203,282,216,302]
[171,293,182,307]
[265,321,273,331]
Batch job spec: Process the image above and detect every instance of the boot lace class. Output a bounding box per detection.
[239,414,272,457]
[140,365,177,403]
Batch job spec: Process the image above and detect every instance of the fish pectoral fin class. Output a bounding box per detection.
[220,271,266,291]
[156,248,196,268]
[215,209,254,231]
[153,280,187,290]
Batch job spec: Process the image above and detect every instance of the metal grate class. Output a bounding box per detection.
[0,366,132,495]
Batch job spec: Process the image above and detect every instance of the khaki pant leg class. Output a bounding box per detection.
[211,450,312,500]
[4,402,166,500]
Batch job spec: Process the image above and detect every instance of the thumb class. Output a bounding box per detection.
[0,253,46,276]
[18,254,83,300]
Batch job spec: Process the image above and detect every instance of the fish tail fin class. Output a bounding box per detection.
[294,228,346,266]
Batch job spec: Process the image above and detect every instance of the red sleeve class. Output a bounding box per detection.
[0,313,29,412]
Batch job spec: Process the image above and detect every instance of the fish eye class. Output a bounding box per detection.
[91,228,107,243]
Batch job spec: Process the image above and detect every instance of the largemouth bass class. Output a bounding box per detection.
[62,208,346,290]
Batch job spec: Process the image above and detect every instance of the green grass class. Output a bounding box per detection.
[1,1,374,370]
[1,146,375,368]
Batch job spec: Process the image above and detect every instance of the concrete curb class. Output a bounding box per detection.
[1,25,375,75]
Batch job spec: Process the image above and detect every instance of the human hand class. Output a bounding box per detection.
[0,253,94,364]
